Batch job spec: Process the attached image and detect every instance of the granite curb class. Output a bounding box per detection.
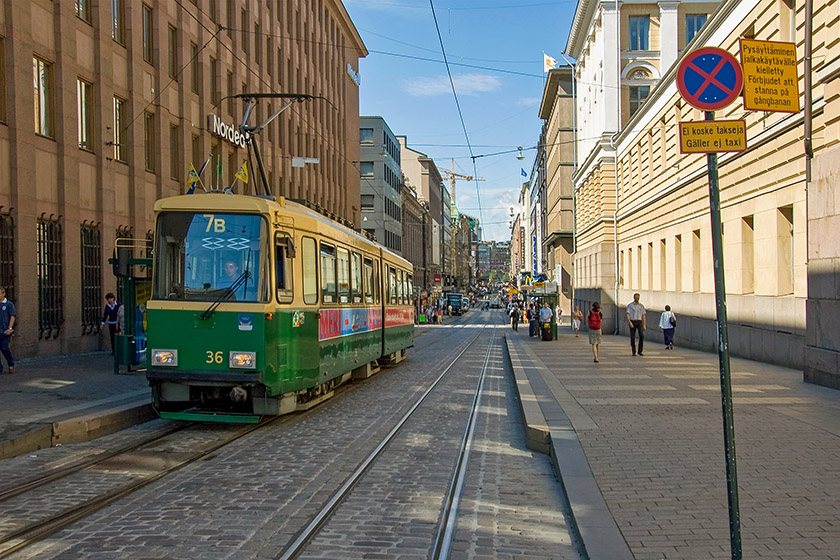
[505,333,635,560]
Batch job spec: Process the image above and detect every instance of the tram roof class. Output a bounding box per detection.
[154,193,410,268]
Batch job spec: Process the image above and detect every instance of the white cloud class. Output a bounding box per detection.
[402,74,502,97]
[515,97,541,107]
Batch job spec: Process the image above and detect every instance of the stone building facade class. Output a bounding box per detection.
[359,116,402,253]
[0,0,366,357]
[570,0,839,372]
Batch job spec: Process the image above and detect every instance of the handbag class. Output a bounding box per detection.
[669,314,676,327]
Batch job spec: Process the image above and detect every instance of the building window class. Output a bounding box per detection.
[255,24,261,64]
[629,86,650,116]
[360,162,374,176]
[77,79,94,151]
[628,16,650,50]
[33,56,54,138]
[0,38,7,123]
[267,38,273,76]
[241,9,248,53]
[170,124,180,180]
[226,0,233,37]
[76,0,91,23]
[112,0,125,45]
[780,0,796,42]
[361,194,375,211]
[37,216,63,339]
[144,112,156,172]
[113,96,127,162]
[142,4,153,64]
[778,206,794,294]
[227,71,234,116]
[0,211,14,303]
[80,222,102,335]
[168,26,178,79]
[360,128,374,143]
[192,134,200,167]
[742,216,754,293]
[692,229,701,291]
[209,0,217,22]
[685,14,707,44]
[210,57,218,104]
[190,42,198,93]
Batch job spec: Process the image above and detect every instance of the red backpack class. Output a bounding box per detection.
[588,310,602,330]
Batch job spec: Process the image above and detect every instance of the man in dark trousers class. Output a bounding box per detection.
[626,292,647,356]
[101,292,121,355]
[0,287,16,373]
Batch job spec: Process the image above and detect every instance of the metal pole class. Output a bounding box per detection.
[704,110,742,560]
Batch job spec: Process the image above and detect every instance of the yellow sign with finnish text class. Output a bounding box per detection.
[679,120,747,154]
[740,39,799,112]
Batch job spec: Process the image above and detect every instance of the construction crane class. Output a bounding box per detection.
[441,159,484,220]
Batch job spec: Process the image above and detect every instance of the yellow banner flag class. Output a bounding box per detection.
[186,163,199,186]
[234,161,248,183]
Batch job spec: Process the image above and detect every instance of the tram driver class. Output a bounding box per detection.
[219,259,246,299]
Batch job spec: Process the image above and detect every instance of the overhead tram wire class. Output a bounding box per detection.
[428,0,484,226]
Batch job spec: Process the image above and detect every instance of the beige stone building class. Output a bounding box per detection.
[538,67,575,320]
[0,0,366,358]
[571,0,839,372]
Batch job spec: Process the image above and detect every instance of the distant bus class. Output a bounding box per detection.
[446,292,464,315]
[489,294,502,308]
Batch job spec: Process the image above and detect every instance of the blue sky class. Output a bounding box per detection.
[343,0,577,241]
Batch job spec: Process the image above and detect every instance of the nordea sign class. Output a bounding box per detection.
[207,114,249,149]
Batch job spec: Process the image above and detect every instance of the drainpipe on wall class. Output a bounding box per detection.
[613,0,622,336]
[560,53,578,310]
[803,0,812,264]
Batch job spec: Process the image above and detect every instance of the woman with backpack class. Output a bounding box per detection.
[588,302,603,363]
[659,304,676,349]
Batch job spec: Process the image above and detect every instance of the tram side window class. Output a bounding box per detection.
[407,274,413,305]
[337,247,350,304]
[274,232,293,304]
[373,259,381,304]
[320,242,337,304]
[351,252,362,304]
[398,270,404,304]
[389,267,398,304]
[302,237,317,305]
[363,257,374,304]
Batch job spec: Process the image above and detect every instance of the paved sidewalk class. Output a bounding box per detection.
[507,326,840,560]
[0,352,153,459]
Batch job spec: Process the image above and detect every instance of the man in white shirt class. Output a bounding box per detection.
[626,293,647,356]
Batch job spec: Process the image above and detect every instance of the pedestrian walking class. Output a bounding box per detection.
[101,292,121,354]
[539,302,553,341]
[510,305,521,331]
[572,306,583,337]
[626,292,647,356]
[437,307,443,324]
[0,287,16,374]
[659,305,676,349]
[588,302,602,363]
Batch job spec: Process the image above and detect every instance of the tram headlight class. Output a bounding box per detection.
[229,351,256,369]
[151,349,178,366]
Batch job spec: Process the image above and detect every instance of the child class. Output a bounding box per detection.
[588,302,603,363]
[573,306,583,337]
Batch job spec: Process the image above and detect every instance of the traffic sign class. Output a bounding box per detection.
[740,39,799,112]
[677,47,744,111]
[679,120,747,154]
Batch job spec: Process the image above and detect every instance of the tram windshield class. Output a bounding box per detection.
[153,212,269,302]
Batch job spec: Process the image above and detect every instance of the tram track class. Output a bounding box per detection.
[277,324,498,560]
[0,418,284,559]
[0,314,497,559]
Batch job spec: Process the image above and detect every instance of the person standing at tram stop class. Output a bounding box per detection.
[539,302,553,341]
[101,292,121,355]
[528,303,538,337]
[509,305,521,331]
[626,292,647,356]
[588,302,603,363]
[0,287,16,374]
[659,305,677,349]
[572,305,583,337]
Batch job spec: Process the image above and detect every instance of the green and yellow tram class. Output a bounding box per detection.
[146,193,414,422]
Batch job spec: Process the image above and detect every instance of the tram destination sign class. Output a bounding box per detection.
[740,39,799,113]
[679,120,747,154]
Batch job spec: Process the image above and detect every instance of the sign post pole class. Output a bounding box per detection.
[676,47,745,560]
[704,110,742,560]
